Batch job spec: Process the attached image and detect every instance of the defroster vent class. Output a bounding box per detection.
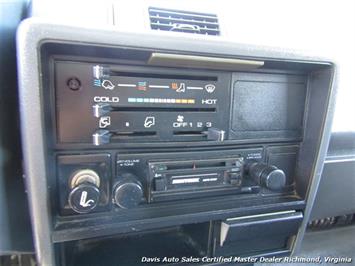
[149,7,220,36]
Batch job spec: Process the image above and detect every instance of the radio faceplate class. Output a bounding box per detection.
[147,153,261,202]
[116,148,263,203]
[56,148,267,216]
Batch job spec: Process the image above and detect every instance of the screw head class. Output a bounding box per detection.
[67,77,81,91]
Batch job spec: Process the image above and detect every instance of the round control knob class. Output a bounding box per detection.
[68,183,100,213]
[68,169,101,214]
[113,175,143,209]
[248,162,286,191]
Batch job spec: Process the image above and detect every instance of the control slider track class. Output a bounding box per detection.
[109,106,216,112]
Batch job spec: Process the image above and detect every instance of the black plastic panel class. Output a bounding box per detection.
[41,47,332,253]
[230,73,307,141]
[49,56,317,244]
[60,223,210,266]
[214,211,303,256]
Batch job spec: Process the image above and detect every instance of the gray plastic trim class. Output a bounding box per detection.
[310,158,355,220]
[148,52,264,70]
[16,18,337,265]
[292,69,337,254]
[17,22,55,266]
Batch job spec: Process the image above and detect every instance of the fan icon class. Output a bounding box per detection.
[177,115,184,123]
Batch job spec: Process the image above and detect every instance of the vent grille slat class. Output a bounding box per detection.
[149,7,220,36]
[150,16,219,27]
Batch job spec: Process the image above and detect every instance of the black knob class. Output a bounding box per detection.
[113,176,143,209]
[68,182,100,213]
[68,169,101,214]
[248,162,286,191]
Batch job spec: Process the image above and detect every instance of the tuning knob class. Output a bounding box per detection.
[68,169,101,213]
[248,162,286,191]
[113,174,144,209]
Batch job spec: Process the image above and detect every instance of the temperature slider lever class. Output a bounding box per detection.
[93,103,112,118]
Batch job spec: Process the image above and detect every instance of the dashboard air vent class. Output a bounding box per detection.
[149,7,220,36]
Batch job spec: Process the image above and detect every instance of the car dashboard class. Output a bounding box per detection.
[1,1,355,266]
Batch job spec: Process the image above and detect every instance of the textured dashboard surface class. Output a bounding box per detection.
[0,0,33,255]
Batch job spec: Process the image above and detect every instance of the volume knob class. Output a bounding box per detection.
[113,175,143,209]
[248,162,286,191]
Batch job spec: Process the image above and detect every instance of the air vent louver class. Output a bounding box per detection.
[149,7,220,36]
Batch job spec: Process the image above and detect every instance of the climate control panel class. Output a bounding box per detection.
[55,61,231,144]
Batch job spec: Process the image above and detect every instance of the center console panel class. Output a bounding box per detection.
[17,21,336,265]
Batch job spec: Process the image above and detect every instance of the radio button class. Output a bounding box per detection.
[235,158,244,168]
[154,165,168,172]
[229,172,242,186]
[154,178,167,191]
